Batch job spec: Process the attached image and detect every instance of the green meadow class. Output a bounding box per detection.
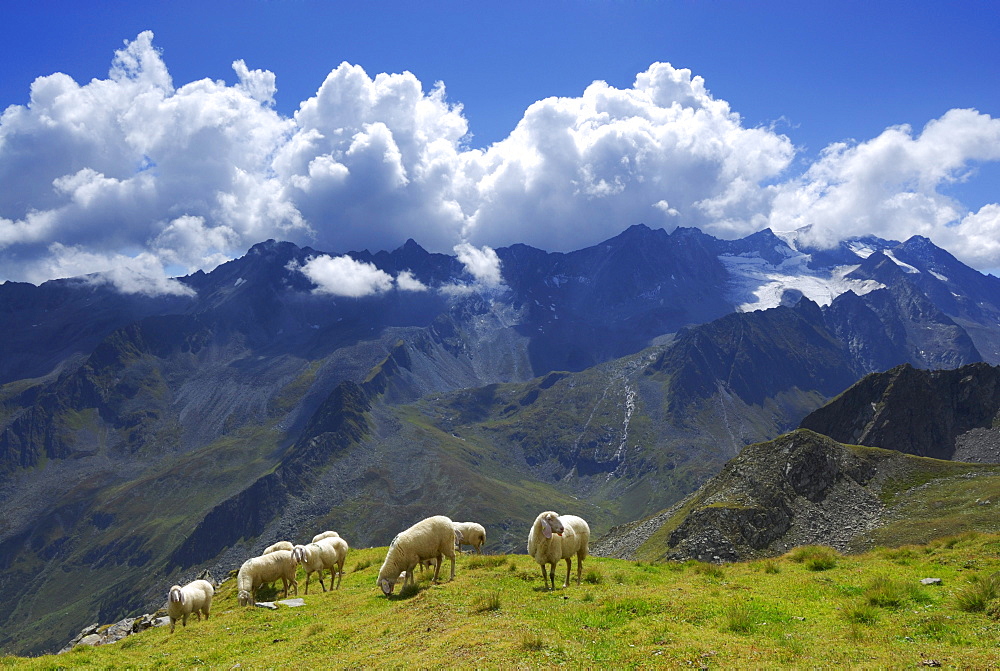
[4,533,1000,669]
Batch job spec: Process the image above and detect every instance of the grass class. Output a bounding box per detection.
[785,545,839,571]
[4,534,1000,668]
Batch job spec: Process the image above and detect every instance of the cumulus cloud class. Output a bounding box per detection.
[454,242,502,286]
[396,270,428,292]
[769,109,1000,252]
[2,31,1000,293]
[33,243,194,296]
[295,254,394,297]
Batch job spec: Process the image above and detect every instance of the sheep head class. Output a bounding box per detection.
[379,577,394,596]
[238,589,253,607]
[539,512,564,539]
[169,586,184,605]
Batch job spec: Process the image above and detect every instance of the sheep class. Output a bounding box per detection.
[419,529,462,572]
[263,540,294,554]
[166,579,214,633]
[311,530,339,543]
[377,515,456,596]
[453,522,486,554]
[292,536,349,593]
[527,511,590,590]
[236,549,298,606]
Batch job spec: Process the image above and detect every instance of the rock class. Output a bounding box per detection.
[77,634,102,647]
[277,598,306,607]
[255,601,278,610]
[920,578,943,585]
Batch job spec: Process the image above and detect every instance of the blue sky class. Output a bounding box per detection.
[1,1,999,291]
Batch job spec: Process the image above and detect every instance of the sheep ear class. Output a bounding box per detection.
[541,518,552,539]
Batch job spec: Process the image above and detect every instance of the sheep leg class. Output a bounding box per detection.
[563,557,572,588]
[448,553,455,581]
[335,560,344,589]
[576,552,584,585]
[431,554,443,582]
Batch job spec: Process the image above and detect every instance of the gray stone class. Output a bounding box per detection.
[77,634,102,647]
[255,601,278,610]
[277,598,306,607]
[920,577,943,585]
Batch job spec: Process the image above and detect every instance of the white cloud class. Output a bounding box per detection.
[31,243,194,296]
[768,109,1000,251]
[2,33,1000,290]
[396,269,428,292]
[295,254,394,297]
[454,242,502,287]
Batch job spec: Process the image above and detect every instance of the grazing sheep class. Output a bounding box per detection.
[263,540,294,555]
[377,515,456,596]
[293,536,350,593]
[311,530,340,543]
[527,511,590,590]
[453,522,486,554]
[236,550,298,606]
[166,579,214,633]
[420,529,462,571]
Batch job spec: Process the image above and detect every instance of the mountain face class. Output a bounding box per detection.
[592,429,1000,562]
[799,362,1000,462]
[3,224,1000,655]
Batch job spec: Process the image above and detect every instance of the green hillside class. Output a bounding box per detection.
[5,534,1000,669]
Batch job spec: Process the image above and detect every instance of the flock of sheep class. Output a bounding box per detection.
[165,511,589,633]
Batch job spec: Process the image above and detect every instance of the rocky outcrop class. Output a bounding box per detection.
[800,362,1000,462]
[594,429,953,562]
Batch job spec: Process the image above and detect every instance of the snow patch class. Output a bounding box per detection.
[884,250,920,274]
[721,250,884,312]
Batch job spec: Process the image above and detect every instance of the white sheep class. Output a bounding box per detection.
[311,530,340,543]
[419,529,462,572]
[263,540,294,554]
[236,549,298,606]
[166,579,214,633]
[527,511,590,590]
[377,515,456,596]
[292,536,350,593]
[453,522,486,554]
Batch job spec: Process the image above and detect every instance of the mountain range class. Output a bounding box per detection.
[3,223,1000,655]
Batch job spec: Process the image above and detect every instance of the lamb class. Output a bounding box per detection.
[311,531,339,543]
[292,536,350,593]
[527,511,590,590]
[453,522,486,554]
[377,515,457,596]
[236,549,298,606]
[166,579,214,633]
[263,540,294,554]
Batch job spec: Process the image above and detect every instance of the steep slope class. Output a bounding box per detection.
[799,362,1000,462]
[593,429,1000,562]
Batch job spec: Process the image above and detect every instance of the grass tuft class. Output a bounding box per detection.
[724,601,758,634]
[474,590,502,612]
[520,633,545,651]
[954,572,1000,612]
[864,575,928,608]
[786,545,839,571]
[843,603,880,625]
[691,561,725,579]
[467,554,509,570]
